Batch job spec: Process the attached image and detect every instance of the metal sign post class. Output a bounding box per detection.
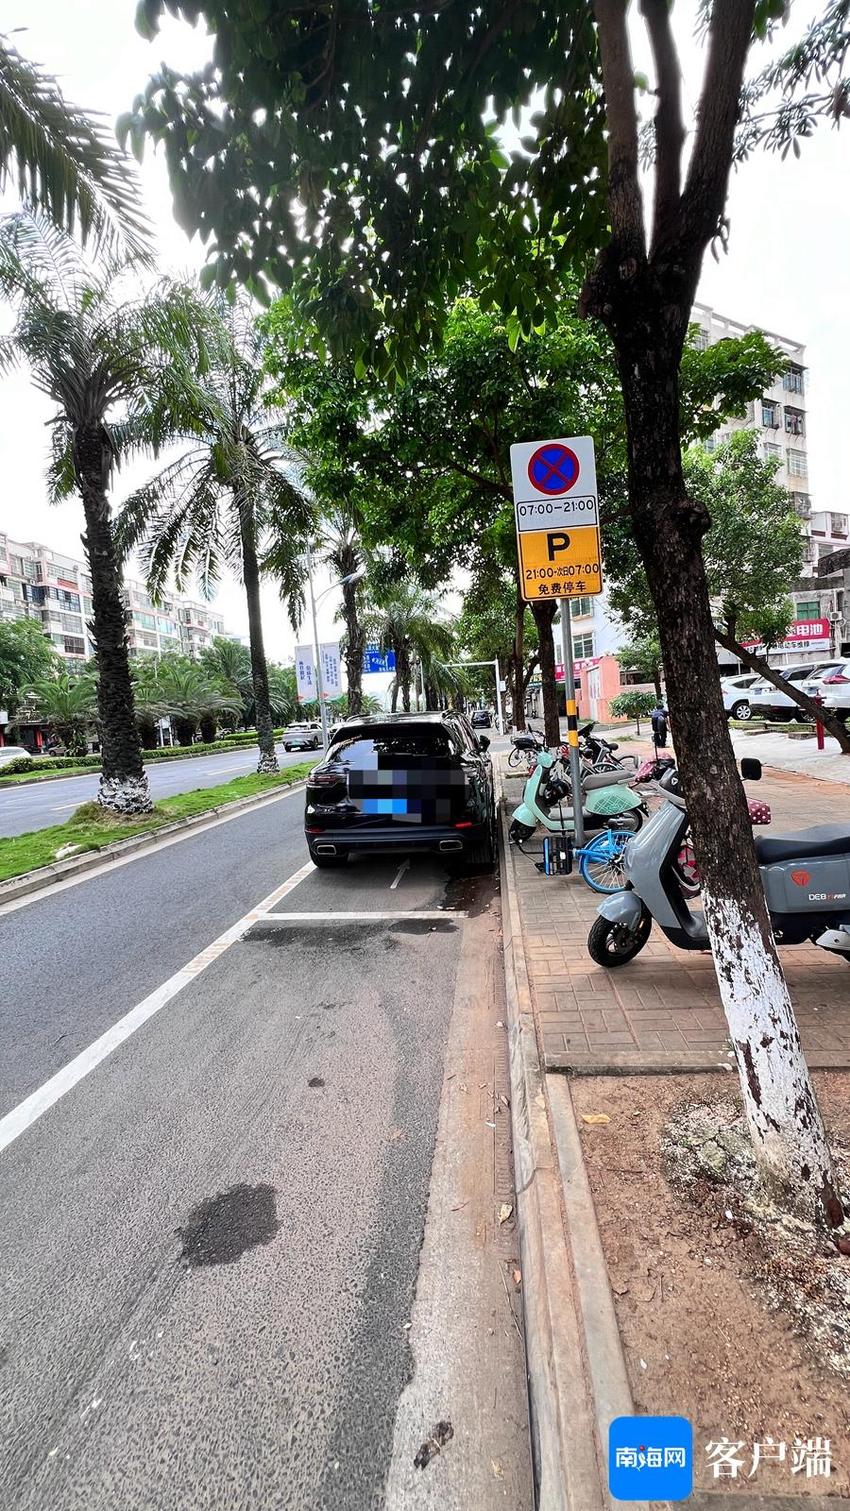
[306,541,329,749]
[559,606,584,845]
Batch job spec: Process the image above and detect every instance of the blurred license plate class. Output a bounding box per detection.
[362,798,408,815]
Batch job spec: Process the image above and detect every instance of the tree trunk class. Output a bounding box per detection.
[530,600,560,746]
[238,504,278,774]
[74,424,151,815]
[199,713,217,743]
[342,583,365,716]
[397,643,412,712]
[619,356,841,1226]
[390,680,400,713]
[173,716,195,746]
[714,627,850,753]
[513,590,527,730]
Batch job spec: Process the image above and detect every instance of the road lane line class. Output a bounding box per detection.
[255,910,465,923]
[51,802,81,811]
[390,860,410,890]
[0,859,315,1156]
[0,781,309,917]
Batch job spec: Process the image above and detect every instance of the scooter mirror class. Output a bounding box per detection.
[740,758,762,782]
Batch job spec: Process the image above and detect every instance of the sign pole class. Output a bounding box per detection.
[306,541,329,749]
[494,656,504,734]
[559,605,585,845]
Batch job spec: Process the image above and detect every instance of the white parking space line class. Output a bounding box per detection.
[390,860,410,890]
[256,910,464,923]
[0,859,315,1157]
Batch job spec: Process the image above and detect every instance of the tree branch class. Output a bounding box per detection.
[592,0,647,260]
[678,0,757,259]
[713,624,850,754]
[640,0,685,254]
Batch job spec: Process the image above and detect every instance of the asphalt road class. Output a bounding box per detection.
[0,757,531,1510]
[0,742,319,838]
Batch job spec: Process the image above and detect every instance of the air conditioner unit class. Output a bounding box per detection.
[829,611,843,623]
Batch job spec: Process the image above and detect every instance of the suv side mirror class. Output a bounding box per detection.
[741,757,762,781]
[478,735,491,752]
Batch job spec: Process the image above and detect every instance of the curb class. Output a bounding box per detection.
[498,786,624,1511]
[0,777,309,906]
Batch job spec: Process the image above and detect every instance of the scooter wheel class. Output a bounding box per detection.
[509,819,536,845]
[588,911,652,967]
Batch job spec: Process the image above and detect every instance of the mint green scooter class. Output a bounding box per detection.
[509,747,645,844]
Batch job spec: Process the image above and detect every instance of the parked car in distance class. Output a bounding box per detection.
[471,708,492,728]
[720,673,760,721]
[801,660,850,722]
[747,662,842,722]
[304,712,496,870]
[283,724,322,752]
[0,744,33,767]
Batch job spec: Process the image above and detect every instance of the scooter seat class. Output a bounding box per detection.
[583,770,632,789]
[756,825,850,864]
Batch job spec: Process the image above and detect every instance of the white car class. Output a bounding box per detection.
[720,674,760,721]
[0,744,33,767]
[800,660,850,722]
[748,662,842,721]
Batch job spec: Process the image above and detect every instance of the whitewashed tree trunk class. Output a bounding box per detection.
[97,772,153,816]
[704,891,843,1225]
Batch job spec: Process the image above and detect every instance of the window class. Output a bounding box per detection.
[784,365,805,395]
[63,636,85,656]
[787,448,808,478]
[10,554,24,575]
[134,611,156,630]
[761,399,779,428]
[573,633,595,659]
[157,617,178,636]
[784,406,805,437]
[693,328,709,352]
[59,613,83,634]
[830,514,849,537]
[570,596,593,618]
[790,492,811,517]
[764,442,782,459]
[795,600,819,621]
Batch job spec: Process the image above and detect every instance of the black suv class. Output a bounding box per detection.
[471,709,492,728]
[304,712,496,869]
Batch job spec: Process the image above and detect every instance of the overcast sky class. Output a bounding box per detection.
[0,0,846,660]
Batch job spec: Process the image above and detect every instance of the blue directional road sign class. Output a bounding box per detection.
[363,646,397,674]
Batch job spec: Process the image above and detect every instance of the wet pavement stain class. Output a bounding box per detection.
[389,918,456,935]
[178,1183,279,1268]
[442,870,499,917]
[308,1076,325,1088]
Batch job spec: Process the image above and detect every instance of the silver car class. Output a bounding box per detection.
[283,724,322,752]
[0,744,33,767]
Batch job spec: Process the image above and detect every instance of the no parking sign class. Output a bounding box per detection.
[510,435,602,602]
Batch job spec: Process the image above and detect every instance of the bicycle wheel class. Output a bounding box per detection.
[507,746,525,769]
[579,831,631,893]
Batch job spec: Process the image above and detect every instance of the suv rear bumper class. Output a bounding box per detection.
[306,821,489,858]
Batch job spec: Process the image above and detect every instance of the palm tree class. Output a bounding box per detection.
[153,659,242,745]
[0,215,202,813]
[0,37,150,258]
[131,659,172,749]
[368,583,454,712]
[26,671,97,755]
[116,301,313,774]
[320,508,366,716]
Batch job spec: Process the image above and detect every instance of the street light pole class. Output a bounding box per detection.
[306,540,329,749]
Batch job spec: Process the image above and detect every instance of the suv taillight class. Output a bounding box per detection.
[823,673,850,685]
[308,769,340,785]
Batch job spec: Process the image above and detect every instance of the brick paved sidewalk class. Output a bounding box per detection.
[504,756,850,1073]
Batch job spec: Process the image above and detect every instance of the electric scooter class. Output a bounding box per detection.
[509,746,646,845]
[588,760,850,966]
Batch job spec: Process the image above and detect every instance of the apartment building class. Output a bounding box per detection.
[0,533,227,667]
[694,302,848,662]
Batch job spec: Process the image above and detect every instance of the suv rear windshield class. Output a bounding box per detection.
[327,730,458,765]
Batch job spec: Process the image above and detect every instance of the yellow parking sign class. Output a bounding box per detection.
[517,525,603,602]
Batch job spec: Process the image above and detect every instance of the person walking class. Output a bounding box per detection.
[651,700,669,750]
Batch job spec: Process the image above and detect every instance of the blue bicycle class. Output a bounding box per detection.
[576,828,631,894]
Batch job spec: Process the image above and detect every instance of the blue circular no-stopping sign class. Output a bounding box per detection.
[528,443,580,495]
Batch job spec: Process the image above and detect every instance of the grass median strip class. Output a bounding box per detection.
[0,765,313,883]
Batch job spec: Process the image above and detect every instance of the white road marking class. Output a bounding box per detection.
[255,910,464,923]
[51,802,81,812]
[0,859,315,1157]
[0,781,308,918]
[390,860,410,890]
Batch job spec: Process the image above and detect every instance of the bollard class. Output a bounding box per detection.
[816,719,825,750]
